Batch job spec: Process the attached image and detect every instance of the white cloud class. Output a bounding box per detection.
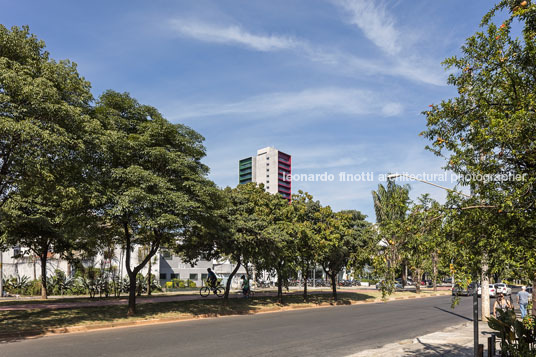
[168,87,403,121]
[327,0,446,86]
[168,19,298,51]
[333,0,401,55]
[165,17,444,86]
[381,102,403,116]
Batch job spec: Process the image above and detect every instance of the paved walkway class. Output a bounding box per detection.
[349,321,495,356]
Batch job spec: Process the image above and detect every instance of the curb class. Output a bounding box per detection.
[0,291,452,341]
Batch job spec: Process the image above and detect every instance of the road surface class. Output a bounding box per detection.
[0,295,478,357]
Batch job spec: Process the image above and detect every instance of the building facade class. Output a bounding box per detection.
[0,246,247,293]
[158,251,246,288]
[239,147,291,200]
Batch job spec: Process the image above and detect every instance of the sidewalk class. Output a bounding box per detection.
[348,321,494,356]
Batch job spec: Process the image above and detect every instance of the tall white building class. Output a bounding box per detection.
[238,147,291,200]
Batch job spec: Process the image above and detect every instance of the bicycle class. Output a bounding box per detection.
[199,283,225,297]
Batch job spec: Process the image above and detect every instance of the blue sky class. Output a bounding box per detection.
[2,0,500,220]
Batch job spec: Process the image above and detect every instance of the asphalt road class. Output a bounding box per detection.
[0,295,478,357]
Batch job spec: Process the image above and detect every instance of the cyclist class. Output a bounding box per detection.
[241,275,250,298]
[207,268,218,291]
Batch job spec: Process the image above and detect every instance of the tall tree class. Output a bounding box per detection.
[179,183,271,300]
[0,25,97,298]
[95,91,218,315]
[289,191,322,300]
[317,208,368,301]
[253,190,297,303]
[372,180,410,285]
[403,195,444,293]
[422,0,536,316]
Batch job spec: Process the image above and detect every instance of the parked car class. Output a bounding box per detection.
[452,284,471,296]
[376,281,403,290]
[494,283,512,296]
[477,284,496,297]
[452,283,478,296]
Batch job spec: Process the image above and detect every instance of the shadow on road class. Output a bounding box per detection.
[434,306,473,321]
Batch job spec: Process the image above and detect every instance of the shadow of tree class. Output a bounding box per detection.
[403,342,475,356]
[0,292,371,343]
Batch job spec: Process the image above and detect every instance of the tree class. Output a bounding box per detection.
[253,190,297,303]
[95,91,218,315]
[289,191,322,299]
[317,208,368,301]
[403,195,444,293]
[422,0,536,317]
[0,25,98,298]
[371,180,411,285]
[179,183,271,300]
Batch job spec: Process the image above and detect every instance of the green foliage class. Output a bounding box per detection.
[371,180,410,294]
[47,269,74,296]
[316,208,370,300]
[0,25,101,299]
[94,90,219,314]
[422,1,536,288]
[3,276,43,296]
[488,309,536,356]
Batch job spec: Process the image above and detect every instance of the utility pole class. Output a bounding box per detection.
[473,282,479,357]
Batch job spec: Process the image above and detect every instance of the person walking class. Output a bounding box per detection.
[241,275,250,298]
[517,286,530,319]
[493,293,512,317]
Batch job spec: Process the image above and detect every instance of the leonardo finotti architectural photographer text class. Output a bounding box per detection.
[281,171,528,183]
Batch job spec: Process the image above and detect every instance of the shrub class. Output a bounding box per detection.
[171,278,183,288]
[488,309,536,355]
[47,269,74,296]
[23,280,42,296]
[4,276,30,295]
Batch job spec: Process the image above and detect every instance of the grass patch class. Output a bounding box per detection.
[0,289,201,307]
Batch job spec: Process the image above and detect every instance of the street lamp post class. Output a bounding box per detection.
[386,173,471,198]
[387,172,480,357]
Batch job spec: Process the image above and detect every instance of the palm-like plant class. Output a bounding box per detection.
[371,179,410,288]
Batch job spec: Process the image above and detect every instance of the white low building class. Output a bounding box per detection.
[0,246,248,292]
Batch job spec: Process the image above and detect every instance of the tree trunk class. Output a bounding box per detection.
[432,252,438,292]
[147,258,152,296]
[40,252,48,299]
[124,222,136,316]
[303,264,309,300]
[224,258,241,300]
[481,252,490,321]
[330,272,337,301]
[127,271,137,316]
[123,225,161,316]
[277,271,283,303]
[415,269,421,294]
[402,260,407,287]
